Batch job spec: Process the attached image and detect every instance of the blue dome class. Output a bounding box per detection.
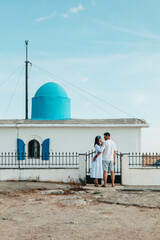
[35,82,68,98]
[31,82,71,120]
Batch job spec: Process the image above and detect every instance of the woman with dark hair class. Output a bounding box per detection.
[91,136,104,187]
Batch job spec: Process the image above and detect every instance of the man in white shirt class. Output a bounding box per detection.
[102,132,117,187]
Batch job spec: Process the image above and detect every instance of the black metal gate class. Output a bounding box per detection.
[86,151,122,183]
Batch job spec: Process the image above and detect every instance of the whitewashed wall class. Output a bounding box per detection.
[0,154,86,182]
[0,126,142,153]
[121,155,160,186]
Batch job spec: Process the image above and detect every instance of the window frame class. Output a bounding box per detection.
[28,139,40,159]
[25,136,43,159]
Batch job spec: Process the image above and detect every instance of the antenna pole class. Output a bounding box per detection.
[25,40,29,119]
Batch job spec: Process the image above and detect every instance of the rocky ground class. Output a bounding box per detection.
[0,182,160,240]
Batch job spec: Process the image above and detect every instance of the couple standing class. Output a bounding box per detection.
[91,132,117,187]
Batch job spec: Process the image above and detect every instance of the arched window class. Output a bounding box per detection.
[28,140,40,159]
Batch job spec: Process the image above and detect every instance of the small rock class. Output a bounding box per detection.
[60,197,86,206]
[76,191,86,195]
[67,195,82,200]
[70,191,76,194]
[86,199,93,202]
[39,190,64,195]
[86,190,101,194]
[92,195,102,199]
[2,217,8,220]
[93,191,101,194]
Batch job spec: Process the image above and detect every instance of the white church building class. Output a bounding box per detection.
[0,82,149,157]
[0,81,151,183]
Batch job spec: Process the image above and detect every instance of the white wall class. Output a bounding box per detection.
[0,126,141,153]
[121,155,160,186]
[0,128,17,152]
[0,154,86,182]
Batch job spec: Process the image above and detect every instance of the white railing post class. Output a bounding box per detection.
[121,153,129,185]
[78,154,86,181]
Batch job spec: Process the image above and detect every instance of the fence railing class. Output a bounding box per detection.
[0,152,79,169]
[128,153,160,168]
[1,151,159,171]
[86,151,122,176]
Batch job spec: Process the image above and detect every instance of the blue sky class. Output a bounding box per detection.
[0,0,160,151]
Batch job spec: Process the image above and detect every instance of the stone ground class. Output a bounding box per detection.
[0,181,160,240]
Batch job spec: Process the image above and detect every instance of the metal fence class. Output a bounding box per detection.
[86,150,122,176]
[2,151,159,171]
[128,152,160,168]
[0,152,79,169]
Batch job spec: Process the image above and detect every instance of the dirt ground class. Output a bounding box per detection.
[0,182,160,240]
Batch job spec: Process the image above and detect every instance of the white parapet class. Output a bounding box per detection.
[0,154,86,182]
[121,154,160,186]
[78,154,86,180]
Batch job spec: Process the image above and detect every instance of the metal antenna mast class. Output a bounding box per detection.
[25,40,31,119]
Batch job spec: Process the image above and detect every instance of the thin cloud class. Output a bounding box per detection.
[62,14,69,18]
[95,19,160,40]
[81,77,89,82]
[92,40,160,47]
[36,12,56,22]
[69,3,84,13]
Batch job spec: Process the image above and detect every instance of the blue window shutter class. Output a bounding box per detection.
[17,138,25,160]
[42,138,50,160]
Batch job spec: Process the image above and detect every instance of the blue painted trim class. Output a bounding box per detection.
[42,138,50,160]
[17,138,25,160]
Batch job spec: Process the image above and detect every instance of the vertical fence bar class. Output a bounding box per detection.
[142,153,144,167]
[88,150,90,174]
[65,152,67,166]
[5,152,6,166]
[135,152,137,166]
[71,152,73,166]
[1,152,3,166]
[62,152,64,166]
[11,152,13,167]
[152,152,154,166]
[69,152,70,166]
[116,151,118,174]
[14,152,16,167]
[51,152,53,167]
[48,152,50,168]
[120,153,122,181]
[156,152,158,167]
[76,152,78,166]
[58,152,60,166]
[8,152,10,166]
[145,153,147,166]
[55,152,57,166]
